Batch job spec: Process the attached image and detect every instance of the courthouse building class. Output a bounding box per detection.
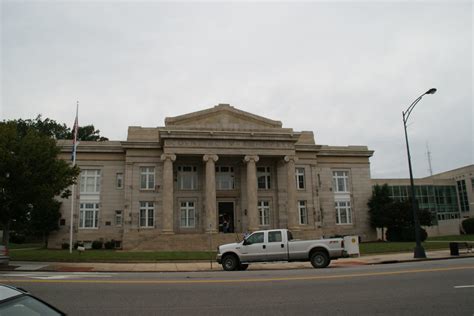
[50,104,376,250]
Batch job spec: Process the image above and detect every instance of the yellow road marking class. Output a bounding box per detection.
[0,266,472,285]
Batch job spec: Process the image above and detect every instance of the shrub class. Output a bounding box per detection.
[462,218,474,234]
[386,226,427,242]
[73,241,84,250]
[104,240,115,250]
[61,243,69,250]
[10,232,26,244]
[91,240,103,250]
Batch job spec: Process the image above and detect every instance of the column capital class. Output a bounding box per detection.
[284,155,298,163]
[244,155,259,163]
[203,154,219,163]
[161,153,176,162]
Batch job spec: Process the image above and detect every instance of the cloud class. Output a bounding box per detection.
[1,1,472,177]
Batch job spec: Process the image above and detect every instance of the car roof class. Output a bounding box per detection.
[0,284,26,301]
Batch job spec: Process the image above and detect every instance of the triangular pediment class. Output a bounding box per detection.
[164,104,282,130]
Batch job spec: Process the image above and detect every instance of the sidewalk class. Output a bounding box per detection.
[6,249,473,273]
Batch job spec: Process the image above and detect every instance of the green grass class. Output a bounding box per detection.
[360,234,473,255]
[8,234,473,262]
[8,243,44,250]
[427,235,474,241]
[10,249,216,262]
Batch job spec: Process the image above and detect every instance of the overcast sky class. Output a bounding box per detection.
[1,0,472,179]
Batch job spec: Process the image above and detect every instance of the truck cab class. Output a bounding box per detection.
[238,229,291,262]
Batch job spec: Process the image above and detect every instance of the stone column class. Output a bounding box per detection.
[244,155,259,231]
[203,154,219,233]
[161,153,176,234]
[285,155,298,230]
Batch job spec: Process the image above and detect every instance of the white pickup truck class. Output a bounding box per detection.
[216,229,353,271]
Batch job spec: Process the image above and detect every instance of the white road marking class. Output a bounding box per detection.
[1,272,115,280]
[454,285,474,289]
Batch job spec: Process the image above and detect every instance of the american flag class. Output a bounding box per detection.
[71,103,78,163]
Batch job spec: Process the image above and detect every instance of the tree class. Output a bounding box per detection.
[29,199,62,248]
[461,218,474,234]
[368,184,434,242]
[0,121,79,245]
[12,115,109,141]
[76,125,109,141]
[368,184,393,240]
[385,200,433,242]
[14,115,70,139]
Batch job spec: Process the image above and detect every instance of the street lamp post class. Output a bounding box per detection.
[402,88,437,259]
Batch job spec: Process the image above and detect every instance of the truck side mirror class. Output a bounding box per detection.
[243,239,250,246]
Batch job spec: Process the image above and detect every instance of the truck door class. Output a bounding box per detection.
[266,230,288,261]
[240,232,266,262]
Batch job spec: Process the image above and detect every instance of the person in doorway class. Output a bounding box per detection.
[223,216,230,233]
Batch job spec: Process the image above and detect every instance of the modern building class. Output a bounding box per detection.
[49,104,376,250]
[372,164,474,236]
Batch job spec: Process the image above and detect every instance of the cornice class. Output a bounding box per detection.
[316,145,374,157]
[158,128,301,143]
[57,140,125,153]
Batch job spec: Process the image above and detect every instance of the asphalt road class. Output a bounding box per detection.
[1,258,473,316]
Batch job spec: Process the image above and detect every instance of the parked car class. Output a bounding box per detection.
[0,284,66,315]
[217,229,358,271]
[0,245,9,266]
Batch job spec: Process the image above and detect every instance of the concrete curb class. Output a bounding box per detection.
[3,253,473,273]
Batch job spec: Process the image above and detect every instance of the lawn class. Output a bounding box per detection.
[10,249,216,262]
[8,234,473,262]
[360,234,473,255]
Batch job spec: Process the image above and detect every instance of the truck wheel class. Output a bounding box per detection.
[310,251,330,268]
[222,254,239,271]
[239,264,249,271]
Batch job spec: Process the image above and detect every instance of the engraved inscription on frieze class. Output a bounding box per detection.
[165,139,294,149]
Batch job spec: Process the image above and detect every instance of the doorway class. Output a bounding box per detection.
[218,202,234,233]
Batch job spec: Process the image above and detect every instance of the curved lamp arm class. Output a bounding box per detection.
[403,88,437,123]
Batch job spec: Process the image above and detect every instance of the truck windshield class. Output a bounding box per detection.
[287,231,293,241]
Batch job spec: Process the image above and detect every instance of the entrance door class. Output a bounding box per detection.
[218,202,234,233]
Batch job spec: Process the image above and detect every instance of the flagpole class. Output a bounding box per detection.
[69,102,79,254]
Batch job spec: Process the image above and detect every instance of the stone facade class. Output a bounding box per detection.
[49,104,376,250]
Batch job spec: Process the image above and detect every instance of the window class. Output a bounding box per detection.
[177,166,198,190]
[298,200,308,225]
[139,202,154,228]
[457,180,470,212]
[335,200,352,225]
[116,173,124,189]
[268,231,282,243]
[216,166,234,190]
[296,168,305,190]
[246,232,264,244]
[257,166,271,189]
[115,210,123,226]
[333,171,349,193]
[140,167,155,190]
[80,169,101,194]
[79,203,99,228]
[180,201,195,228]
[258,200,270,226]
[287,230,294,241]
